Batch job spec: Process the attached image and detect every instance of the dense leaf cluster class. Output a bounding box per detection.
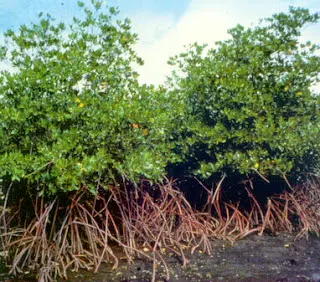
[0,1,181,193]
[168,7,320,178]
[0,2,319,194]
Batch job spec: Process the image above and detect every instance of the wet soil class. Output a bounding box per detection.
[66,232,320,282]
[1,232,320,282]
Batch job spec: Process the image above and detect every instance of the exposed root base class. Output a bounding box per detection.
[0,176,319,282]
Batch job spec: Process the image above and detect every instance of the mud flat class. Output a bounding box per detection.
[59,232,320,282]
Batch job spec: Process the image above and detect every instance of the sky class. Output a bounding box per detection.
[0,0,319,88]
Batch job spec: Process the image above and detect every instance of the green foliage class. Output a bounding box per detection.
[1,4,319,195]
[168,7,320,178]
[0,0,180,194]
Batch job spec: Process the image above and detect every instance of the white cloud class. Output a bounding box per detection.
[129,11,176,85]
[0,34,18,75]
[130,12,176,49]
[1,0,319,93]
[132,4,237,85]
[133,0,320,87]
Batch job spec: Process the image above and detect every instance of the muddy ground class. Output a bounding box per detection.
[1,232,320,282]
[64,232,320,282]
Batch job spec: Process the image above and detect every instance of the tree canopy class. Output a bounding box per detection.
[0,0,181,194]
[0,3,319,195]
[168,7,320,178]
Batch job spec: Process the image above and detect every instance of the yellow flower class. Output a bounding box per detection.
[79,103,85,108]
[284,86,289,91]
[296,91,303,96]
[143,129,149,135]
[75,98,81,103]
[132,123,140,129]
[254,163,259,169]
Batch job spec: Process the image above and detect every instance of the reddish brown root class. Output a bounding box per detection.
[1,175,319,281]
